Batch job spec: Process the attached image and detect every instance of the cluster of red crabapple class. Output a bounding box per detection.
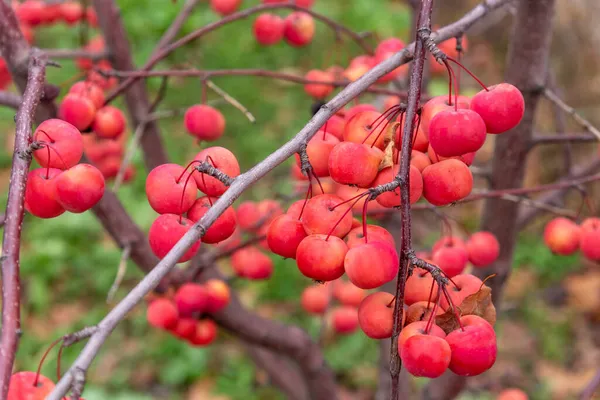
[544,216,600,261]
[11,0,538,395]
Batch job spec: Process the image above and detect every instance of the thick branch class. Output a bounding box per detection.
[91,0,168,169]
[424,0,557,398]
[43,48,107,60]
[47,1,513,397]
[0,50,47,400]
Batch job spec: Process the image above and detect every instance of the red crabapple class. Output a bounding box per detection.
[174,283,208,317]
[148,214,201,263]
[8,371,55,400]
[470,83,525,134]
[253,13,284,45]
[298,131,339,177]
[304,69,334,99]
[145,164,197,215]
[428,109,487,157]
[296,234,348,281]
[328,142,384,187]
[580,217,600,261]
[497,388,529,400]
[420,95,471,137]
[267,214,307,259]
[344,225,395,249]
[55,163,105,213]
[344,241,399,289]
[301,194,353,238]
[184,105,226,141]
[68,81,104,109]
[92,106,126,139]
[193,147,240,196]
[440,273,484,310]
[433,235,466,253]
[357,292,394,339]
[332,280,365,307]
[205,279,231,313]
[58,94,96,131]
[344,103,377,122]
[189,319,217,346]
[427,144,476,166]
[405,301,444,325]
[343,110,389,150]
[466,231,501,267]
[410,150,432,172]
[60,1,84,24]
[400,333,451,378]
[33,119,83,170]
[301,284,330,315]
[283,12,315,47]
[171,318,197,340]
[543,217,581,256]
[374,37,409,82]
[147,298,178,330]
[343,56,375,82]
[422,159,473,206]
[25,168,65,219]
[187,196,237,244]
[373,164,423,208]
[210,0,241,16]
[432,243,469,278]
[332,306,359,334]
[231,246,273,280]
[445,315,497,376]
[404,269,438,306]
[398,321,446,348]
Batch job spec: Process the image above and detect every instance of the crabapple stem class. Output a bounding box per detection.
[362,197,369,243]
[325,196,365,241]
[34,338,63,387]
[446,56,489,91]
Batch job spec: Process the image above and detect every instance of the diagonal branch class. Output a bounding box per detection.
[0,49,48,400]
[0,91,22,109]
[543,87,600,141]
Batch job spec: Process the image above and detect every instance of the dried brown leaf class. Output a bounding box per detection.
[435,285,497,334]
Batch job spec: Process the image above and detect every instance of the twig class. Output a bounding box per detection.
[580,368,600,400]
[389,2,432,398]
[195,161,235,186]
[106,245,132,303]
[43,48,107,61]
[0,91,22,109]
[543,87,600,141]
[205,79,255,123]
[104,2,375,103]
[531,133,597,145]
[547,72,572,173]
[493,193,577,218]
[0,49,47,399]
[47,1,513,397]
[99,67,409,98]
[154,0,202,51]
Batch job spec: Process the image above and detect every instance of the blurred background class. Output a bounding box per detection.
[1,0,599,399]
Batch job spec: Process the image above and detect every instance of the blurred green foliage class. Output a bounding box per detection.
[0,0,582,399]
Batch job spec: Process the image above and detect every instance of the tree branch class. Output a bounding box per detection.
[531,133,597,145]
[543,87,600,141]
[0,91,22,109]
[580,368,600,400]
[0,49,47,400]
[43,48,107,60]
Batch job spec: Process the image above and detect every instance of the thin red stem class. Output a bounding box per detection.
[298,184,312,221]
[446,56,489,91]
[325,195,366,241]
[34,338,62,387]
[361,197,369,243]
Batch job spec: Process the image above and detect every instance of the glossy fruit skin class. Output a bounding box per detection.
[580,217,600,261]
[421,95,471,137]
[497,388,529,400]
[301,284,330,314]
[343,110,389,150]
[445,315,497,376]
[332,280,365,307]
[296,234,348,281]
[33,119,83,170]
[422,159,473,206]
[398,320,446,348]
[283,12,315,47]
[189,319,218,346]
[262,0,314,6]
[204,279,230,313]
[8,371,56,400]
[210,0,241,16]
[69,81,104,109]
[411,150,432,172]
[145,163,197,215]
[433,236,466,253]
[396,122,429,153]
[148,214,201,263]
[59,94,96,131]
[373,164,423,208]
[231,246,273,280]
[301,194,353,238]
[543,217,581,256]
[55,163,105,213]
[267,214,307,259]
[470,83,525,134]
[466,231,500,267]
[184,105,226,141]
[328,142,384,188]
[332,306,359,334]
[440,273,484,310]
[193,147,240,196]
[374,37,409,82]
[299,132,339,177]
[187,197,237,244]
[171,318,197,340]
[400,334,451,378]
[345,225,395,249]
[428,109,487,157]
[432,245,469,278]
[304,69,334,99]
[60,1,84,24]
[93,105,126,139]
[25,168,65,219]
[147,298,179,330]
[253,13,284,45]
[357,292,394,339]
[174,283,208,317]
[428,144,476,166]
[404,269,438,305]
[344,241,399,289]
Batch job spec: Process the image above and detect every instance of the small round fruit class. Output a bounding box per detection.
[497,388,529,400]
[33,119,83,169]
[8,371,55,399]
[55,163,105,213]
[344,241,399,289]
[145,163,197,215]
[428,109,487,157]
[328,142,384,188]
[184,105,226,141]
[92,105,126,139]
[470,83,525,134]
[174,283,208,317]
[205,279,231,313]
[445,315,497,376]
[189,319,218,346]
[148,214,201,263]
[59,94,96,131]
[147,298,178,330]
[301,194,353,238]
[466,231,500,267]
[187,196,237,244]
[253,13,284,45]
[193,146,240,196]
[296,234,348,282]
[422,159,473,206]
[332,306,359,334]
[543,217,581,256]
[301,284,330,315]
[580,217,600,261]
[231,246,273,280]
[267,214,307,259]
[283,12,315,47]
[373,164,423,208]
[400,333,451,378]
[357,292,394,339]
[304,69,334,99]
[25,168,65,219]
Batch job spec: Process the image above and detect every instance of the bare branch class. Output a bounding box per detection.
[206,80,255,123]
[0,91,22,109]
[43,48,107,61]
[0,49,47,399]
[543,87,600,141]
[106,245,132,303]
[580,368,600,400]
[531,133,597,145]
